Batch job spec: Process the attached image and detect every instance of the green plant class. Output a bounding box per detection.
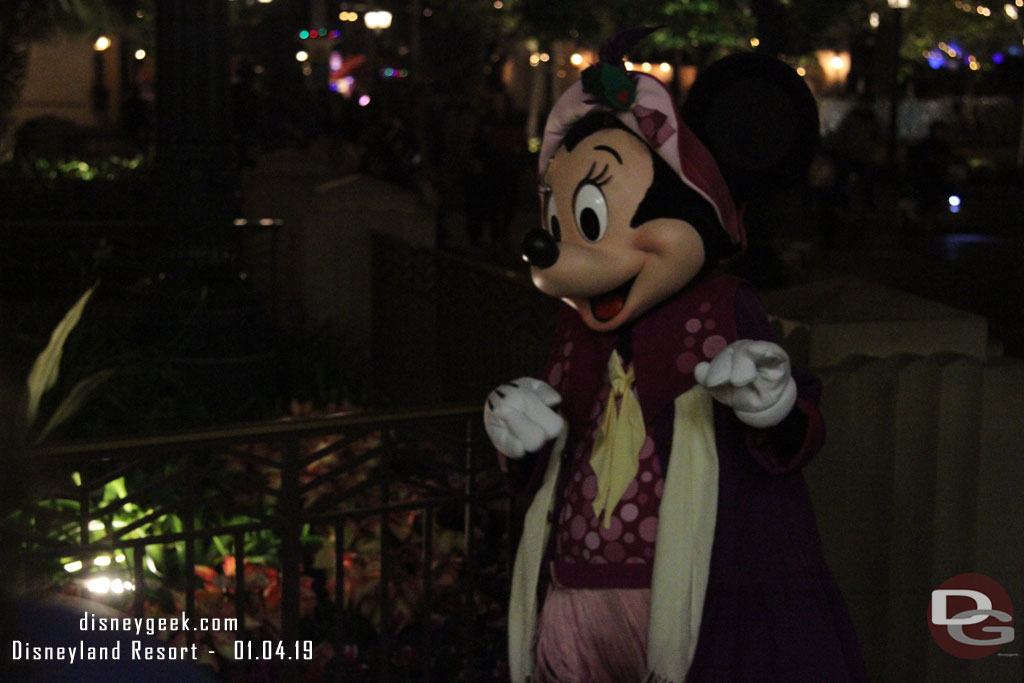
[23,155,149,183]
[24,283,113,442]
[17,416,511,680]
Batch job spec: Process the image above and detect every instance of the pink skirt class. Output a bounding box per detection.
[533,583,651,682]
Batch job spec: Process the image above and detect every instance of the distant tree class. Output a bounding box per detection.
[897,0,1021,61]
[513,0,858,65]
[514,0,753,64]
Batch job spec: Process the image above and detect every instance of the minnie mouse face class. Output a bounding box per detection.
[530,123,717,333]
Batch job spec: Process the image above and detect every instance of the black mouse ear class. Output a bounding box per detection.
[681,53,819,202]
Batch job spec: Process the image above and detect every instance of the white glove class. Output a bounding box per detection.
[694,340,797,429]
[483,377,564,459]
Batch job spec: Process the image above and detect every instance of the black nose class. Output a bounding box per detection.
[521,229,559,269]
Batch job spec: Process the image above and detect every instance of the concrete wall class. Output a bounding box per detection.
[14,32,121,131]
[241,146,435,362]
[808,353,1023,682]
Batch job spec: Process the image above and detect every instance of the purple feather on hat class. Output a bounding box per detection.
[598,25,664,65]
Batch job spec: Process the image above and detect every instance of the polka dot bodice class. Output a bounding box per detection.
[674,300,728,375]
[538,276,740,589]
[555,433,665,575]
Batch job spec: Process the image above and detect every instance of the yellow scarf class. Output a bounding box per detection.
[590,350,646,528]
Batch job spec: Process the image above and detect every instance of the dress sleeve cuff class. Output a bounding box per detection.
[745,396,825,474]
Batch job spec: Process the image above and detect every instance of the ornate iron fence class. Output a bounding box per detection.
[9,406,511,682]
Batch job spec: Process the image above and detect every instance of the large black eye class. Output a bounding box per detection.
[574,183,608,242]
[546,197,562,241]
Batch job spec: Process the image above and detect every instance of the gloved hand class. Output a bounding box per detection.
[483,377,564,458]
[694,340,797,429]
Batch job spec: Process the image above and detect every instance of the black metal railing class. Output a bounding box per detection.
[10,405,511,682]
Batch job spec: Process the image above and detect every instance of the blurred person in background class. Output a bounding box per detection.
[905,120,957,231]
[829,93,883,210]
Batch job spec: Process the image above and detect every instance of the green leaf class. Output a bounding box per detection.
[211,535,229,559]
[35,368,115,443]
[26,283,98,426]
[102,476,127,503]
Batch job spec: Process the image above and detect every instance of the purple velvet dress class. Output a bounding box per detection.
[503,272,868,682]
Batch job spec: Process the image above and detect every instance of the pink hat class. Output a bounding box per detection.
[538,31,745,249]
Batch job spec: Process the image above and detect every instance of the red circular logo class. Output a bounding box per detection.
[928,573,1015,659]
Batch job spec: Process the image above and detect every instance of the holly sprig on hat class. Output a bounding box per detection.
[580,25,663,111]
[581,63,636,111]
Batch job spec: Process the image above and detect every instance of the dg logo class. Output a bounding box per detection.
[929,573,1016,659]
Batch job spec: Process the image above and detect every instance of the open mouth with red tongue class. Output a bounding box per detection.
[590,276,636,323]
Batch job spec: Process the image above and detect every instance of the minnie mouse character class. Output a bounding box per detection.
[484,29,867,682]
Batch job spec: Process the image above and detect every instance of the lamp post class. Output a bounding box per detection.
[91,36,112,124]
[363,10,392,91]
[887,0,909,167]
[1006,3,1024,167]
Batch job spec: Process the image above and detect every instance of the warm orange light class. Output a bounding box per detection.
[816,50,851,86]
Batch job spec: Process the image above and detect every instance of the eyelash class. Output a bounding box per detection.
[581,162,612,188]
